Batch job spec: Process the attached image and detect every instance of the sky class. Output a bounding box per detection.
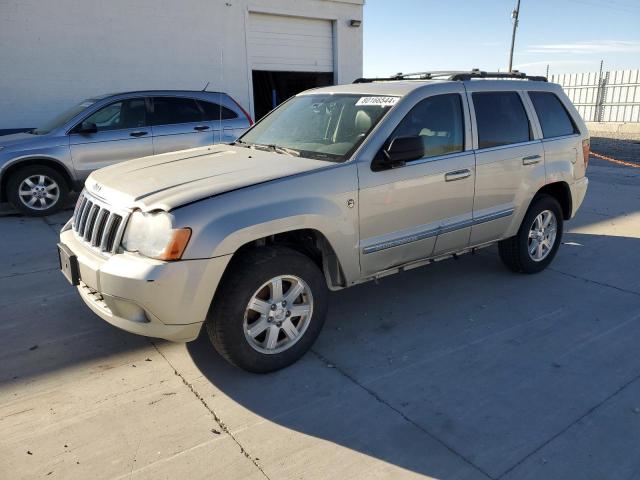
[363,0,640,77]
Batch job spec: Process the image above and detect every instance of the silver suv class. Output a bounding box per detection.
[58,71,589,372]
[0,90,252,216]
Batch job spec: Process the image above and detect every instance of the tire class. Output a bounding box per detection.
[206,246,329,373]
[7,165,69,217]
[498,194,564,274]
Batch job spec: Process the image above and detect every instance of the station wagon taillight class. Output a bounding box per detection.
[582,138,590,170]
[231,97,254,126]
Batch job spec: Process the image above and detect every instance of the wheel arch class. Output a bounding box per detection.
[535,181,572,220]
[229,228,348,291]
[1,157,75,202]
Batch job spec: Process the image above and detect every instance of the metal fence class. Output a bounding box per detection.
[550,69,640,123]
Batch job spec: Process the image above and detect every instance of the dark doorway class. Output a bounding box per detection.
[252,70,334,121]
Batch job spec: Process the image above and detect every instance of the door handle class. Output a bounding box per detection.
[194,125,210,131]
[130,131,148,137]
[522,154,541,165]
[445,169,471,182]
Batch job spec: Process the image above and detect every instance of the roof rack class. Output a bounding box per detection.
[353,69,547,83]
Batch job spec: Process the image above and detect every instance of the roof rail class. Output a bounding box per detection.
[353,69,547,83]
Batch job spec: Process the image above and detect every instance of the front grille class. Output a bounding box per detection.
[72,191,128,254]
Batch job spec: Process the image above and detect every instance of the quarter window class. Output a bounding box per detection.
[151,97,203,125]
[529,91,577,138]
[473,92,531,149]
[82,99,147,131]
[199,100,238,120]
[389,94,465,159]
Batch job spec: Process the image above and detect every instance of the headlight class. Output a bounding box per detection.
[122,210,191,261]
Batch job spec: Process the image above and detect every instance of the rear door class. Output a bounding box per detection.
[69,97,153,180]
[466,88,545,246]
[197,99,245,143]
[150,96,214,155]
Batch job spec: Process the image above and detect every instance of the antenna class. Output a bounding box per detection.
[219,48,223,140]
[202,81,210,92]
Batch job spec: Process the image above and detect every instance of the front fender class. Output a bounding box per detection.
[172,163,361,284]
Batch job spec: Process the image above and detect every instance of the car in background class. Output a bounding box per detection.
[0,90,252,216]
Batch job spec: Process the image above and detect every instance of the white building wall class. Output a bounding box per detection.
[0,0,363,129]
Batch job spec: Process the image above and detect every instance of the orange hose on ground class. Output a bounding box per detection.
[590,151,640,169]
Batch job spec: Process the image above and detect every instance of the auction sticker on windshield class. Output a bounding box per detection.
[355,96,399,107]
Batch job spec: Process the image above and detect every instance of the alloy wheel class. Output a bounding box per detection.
[18,174,60,211]
[243,275,314,354]
[528,209,557,262]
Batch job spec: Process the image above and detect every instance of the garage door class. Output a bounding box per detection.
[248,13,333,72]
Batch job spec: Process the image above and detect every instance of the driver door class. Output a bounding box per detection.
[69,98,154,180]
[357,91,475,276]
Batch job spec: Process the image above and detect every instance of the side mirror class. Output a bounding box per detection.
[383,136,424,164]
[76,121,98,135]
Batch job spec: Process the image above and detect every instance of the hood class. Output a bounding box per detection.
[86,145,333,211]
[0,132,40,150]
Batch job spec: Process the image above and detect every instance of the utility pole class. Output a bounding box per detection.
[508,0,521,72]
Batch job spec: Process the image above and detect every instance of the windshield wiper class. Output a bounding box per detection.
[250,143,300,157]
[272,145,300,157]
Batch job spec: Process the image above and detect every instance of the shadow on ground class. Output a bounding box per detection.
[186,230,640,479]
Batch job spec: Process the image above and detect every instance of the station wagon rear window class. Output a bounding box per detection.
[529,91,578,138]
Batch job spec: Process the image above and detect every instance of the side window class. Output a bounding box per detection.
[389,94,465,159]
[82,99,147,131]
[198,100,238,120]
[529,91,577,138]
[473,92,531,149]
[151,97,203,125]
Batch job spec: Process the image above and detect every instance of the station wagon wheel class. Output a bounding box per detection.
[527,210,557,262]
[207,246,328,373]
[243,275,314,354]
[18,174,60,211]
[498,194,563,274]
[7,165,69,217]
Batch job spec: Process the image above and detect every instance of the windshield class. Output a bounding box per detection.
[33,99,99,135]
[239,94,398,162]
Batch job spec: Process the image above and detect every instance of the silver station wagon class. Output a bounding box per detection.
[0,90,252,216]
[58,70,589,372]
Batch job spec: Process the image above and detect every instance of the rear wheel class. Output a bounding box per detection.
[498,194,563,274]
[7,165,69,216]
[206,246,328,373]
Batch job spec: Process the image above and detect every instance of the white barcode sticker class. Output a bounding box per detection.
[355,96,400,107]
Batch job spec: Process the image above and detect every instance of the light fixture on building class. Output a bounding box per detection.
[350,19,361,27]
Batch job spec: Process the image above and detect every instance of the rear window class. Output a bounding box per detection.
[151,97,203,125]
[198,100,238,121]
[473,92,531,149]
[529,91,577,138]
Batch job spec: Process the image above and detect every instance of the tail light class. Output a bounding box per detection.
[582,138,590,170]
[230,97,253,126]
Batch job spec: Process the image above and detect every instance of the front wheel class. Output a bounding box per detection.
[498,194,564,274]
[206,246,328,373]
[7,165,69,216]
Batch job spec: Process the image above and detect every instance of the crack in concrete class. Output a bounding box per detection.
[548,267,640,297]
[497,370,640,479]
[0,266,59,280]
[310,349,496,480]
[150,342,271,480]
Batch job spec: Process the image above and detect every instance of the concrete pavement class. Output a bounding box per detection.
[1,158,639,479]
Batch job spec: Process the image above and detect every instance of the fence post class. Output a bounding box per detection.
[596,71,609,122]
